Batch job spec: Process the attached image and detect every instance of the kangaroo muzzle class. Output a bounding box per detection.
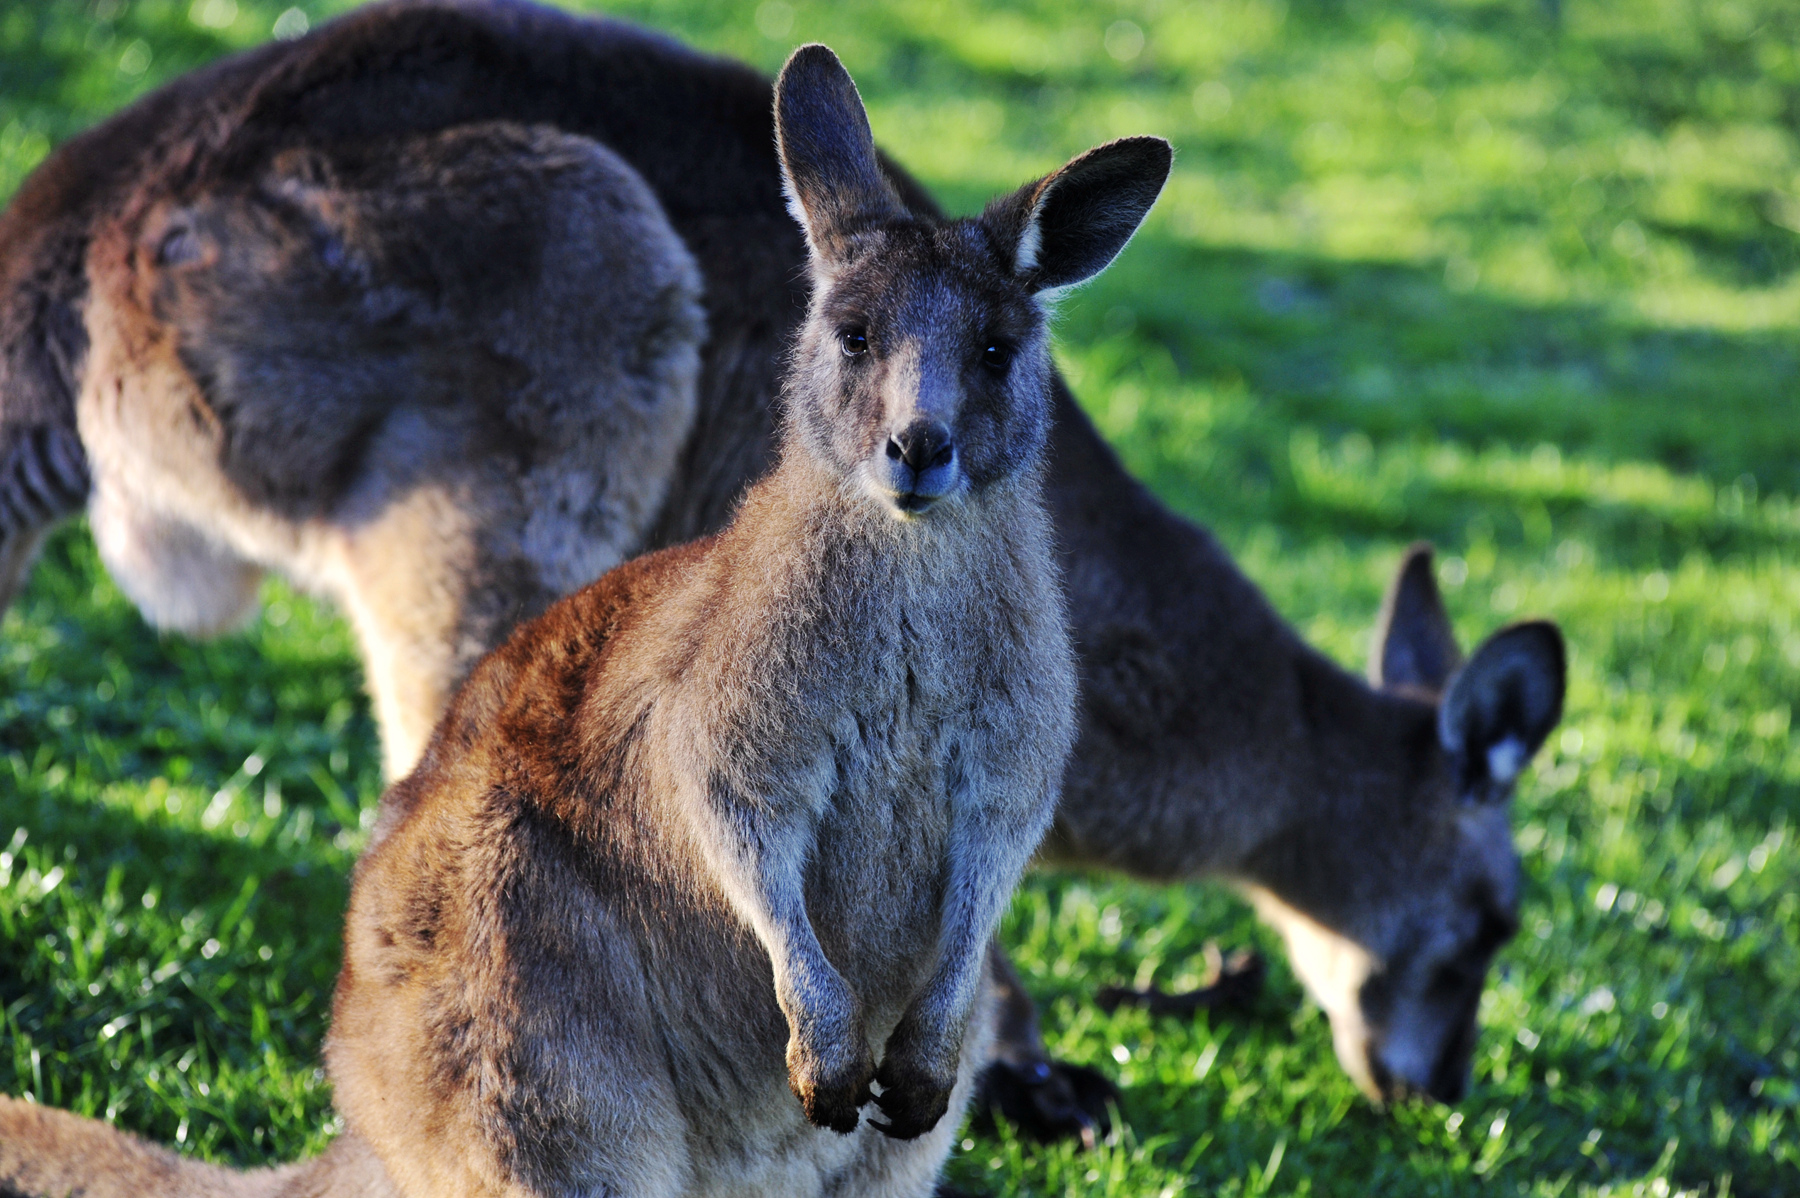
[880,418,958,513]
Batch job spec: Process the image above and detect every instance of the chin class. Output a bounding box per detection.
[861,475,948,520]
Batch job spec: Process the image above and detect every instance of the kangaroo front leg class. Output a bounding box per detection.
[687,782,876,1134]
[976,936,1118,1148]
[873,777,1056,1140]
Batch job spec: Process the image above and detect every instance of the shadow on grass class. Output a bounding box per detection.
[1062,232,1800,512]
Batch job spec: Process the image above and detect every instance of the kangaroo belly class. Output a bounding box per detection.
[809,764,956,1015]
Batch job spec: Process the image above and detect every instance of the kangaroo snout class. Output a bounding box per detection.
[1369,1045,1470,1107]
[881,418,958,513]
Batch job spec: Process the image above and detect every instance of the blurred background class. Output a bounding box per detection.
[2,1,1796,1194]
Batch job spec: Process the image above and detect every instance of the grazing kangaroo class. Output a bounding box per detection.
[1029,541,1564,1110]
[0,44,1170,1198]
[0,0,1566,1132]
[3,43,707,781]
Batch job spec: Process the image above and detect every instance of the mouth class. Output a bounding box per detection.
[1365,1039,1472,1107]
[892,491,938,516]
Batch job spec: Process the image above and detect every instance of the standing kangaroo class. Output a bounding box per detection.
[0,0,1566,1127]
[0,47,1172,1198]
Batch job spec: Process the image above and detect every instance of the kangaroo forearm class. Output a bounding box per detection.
[893,783,1057,1066]
[682,776,862,1051]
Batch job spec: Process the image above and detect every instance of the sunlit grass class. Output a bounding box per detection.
[2,0,1796,1193]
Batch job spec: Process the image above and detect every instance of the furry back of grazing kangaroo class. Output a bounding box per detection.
[0,15,709,780]
[0,44,1171,1198]
[0,0,1567,1131]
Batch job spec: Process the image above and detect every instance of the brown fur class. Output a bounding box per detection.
[0,0,1566,1123]
[0,1101,395,1198]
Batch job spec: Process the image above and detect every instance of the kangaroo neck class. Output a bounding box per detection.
[1041,381,1400,883]
[728,451,1047,613]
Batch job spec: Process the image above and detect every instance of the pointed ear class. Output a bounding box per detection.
[774,44,906,265]
[982,137,1171,294]
[1439,621,1566,802]
[1370,542,1462,696]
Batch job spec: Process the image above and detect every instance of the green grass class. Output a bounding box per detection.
[3,0,1797,1193]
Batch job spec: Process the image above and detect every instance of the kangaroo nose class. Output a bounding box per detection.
[886,420,955,474]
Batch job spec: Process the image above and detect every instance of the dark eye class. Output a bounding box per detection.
[839,328,868,358]
[981,341,1013,371]
[156,225,201,267]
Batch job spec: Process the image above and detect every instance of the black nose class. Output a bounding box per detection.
[886,420,955,474]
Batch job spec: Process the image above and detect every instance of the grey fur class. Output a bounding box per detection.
[0,0,1565,1116]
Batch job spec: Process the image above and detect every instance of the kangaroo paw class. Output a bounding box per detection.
[970,1057,1118,1148]
[868,1056,956,1141]
[788,1039,876,1134]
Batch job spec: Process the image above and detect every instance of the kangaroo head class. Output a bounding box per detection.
[1250,544,1565,1106]
[774,45,1169,519]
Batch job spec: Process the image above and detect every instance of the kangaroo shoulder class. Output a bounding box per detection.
[379,534,718,827]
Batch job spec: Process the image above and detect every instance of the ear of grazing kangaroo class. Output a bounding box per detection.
[774,44,907,264]
[982,136,1173,294]
[1370,541,1463,695]
[1438,620,1567,801]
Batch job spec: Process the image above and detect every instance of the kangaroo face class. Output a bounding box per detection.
[774,55,1169,520]
[1254,802,1521,1105]
[1260,802,1526,1100]
[792,227,1053,518]
[1361,803,1521,1104]
[1255,546,1564,1106]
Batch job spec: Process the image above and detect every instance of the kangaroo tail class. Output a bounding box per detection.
[0,1095,300,1198]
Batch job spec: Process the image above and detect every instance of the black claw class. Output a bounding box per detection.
[869,1083,949,1140]
[796,1071,875,1133]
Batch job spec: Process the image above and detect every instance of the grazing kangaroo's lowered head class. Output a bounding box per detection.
[1242,545,1565,1105]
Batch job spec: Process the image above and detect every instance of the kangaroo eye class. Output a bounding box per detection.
[838,328,868,358]
[981,341,1013,371]
[156,226,201,267]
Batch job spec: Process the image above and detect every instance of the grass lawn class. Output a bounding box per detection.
[3,0,1797,1193]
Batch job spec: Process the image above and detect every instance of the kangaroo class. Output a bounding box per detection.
[0,44,1171,1198]
[1026,541,1564,1111]
[3,42,707,781]
[0,0,1565,1133]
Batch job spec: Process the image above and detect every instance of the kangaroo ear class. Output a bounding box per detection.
[982,136,1171,294]
[774,44,906,265]
[1439,621,1566,802]
[1370,542,1462,696]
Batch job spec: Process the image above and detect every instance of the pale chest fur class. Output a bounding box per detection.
[647,474,1074,1003]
